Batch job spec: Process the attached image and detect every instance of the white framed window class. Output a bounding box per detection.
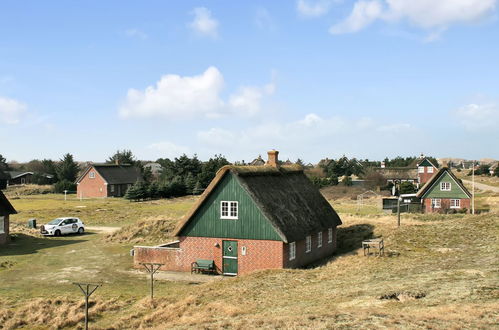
[289,242,296,261]
[428,167,434,173]
[328,228,333,243]
[317,232,322,248]
[418,166,424,173]
[220,201,238,219]
[305,235,312,253]
[431,198,441,208]
[89,171,95,179]
[110,185,115,193]
[440,182,451,191]
[450,199,460,208]
[0,216,4,234]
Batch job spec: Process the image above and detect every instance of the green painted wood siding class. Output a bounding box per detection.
[180,172,282,241]
[424,172,469,198]
[419,159,434,167]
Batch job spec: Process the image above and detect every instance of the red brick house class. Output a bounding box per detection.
[416,167,471,213]
[415,157,438,186]
[134,150,342,276]
[76,164,143,198]
[0,190,17,245]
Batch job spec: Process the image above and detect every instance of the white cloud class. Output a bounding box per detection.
[255,7,276,31]
[330,0,384,34]
[330,0,497,35]
[147,141,191,158]
[119,66,225,119]
[229,81,275,116]
[119,67,275,120]
[0,96,26,124]
[297,0,334,18]
[125,28,148,40]
[189,7,219,38]
[456,103,499,130]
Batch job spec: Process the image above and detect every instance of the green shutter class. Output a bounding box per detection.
[180,172,282,241]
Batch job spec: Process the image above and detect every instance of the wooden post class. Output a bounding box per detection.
[472,161,475,215]
[73,282,101,330]
[397,197,401,227]
[140,263,164,301]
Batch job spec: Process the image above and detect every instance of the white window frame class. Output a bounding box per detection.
[89,171,95,179]
[328,228,333,243]
[432,198,441,208]
[220,201,238,219]
[289,242,296,261]
[0,216,4,234]
[427,167,434,173]
[440,182,451,191]
[450,199,461,208]
[418,166,424,173]
[305,235,312,253]
[317,232,322,248]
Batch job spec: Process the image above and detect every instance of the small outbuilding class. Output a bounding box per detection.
[76,164,143,198]
[134,150,342,276]
[0,190,17,245]
[416,167,471,213]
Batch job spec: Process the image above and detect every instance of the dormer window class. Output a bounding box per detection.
[221,201,238,219]
[440,182,451,191]
[89,171,95,179]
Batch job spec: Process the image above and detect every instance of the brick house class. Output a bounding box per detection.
[0,190,17,245]
[134,150,342,276]
[76,164,143,198]
[414,157,438,186]
[416,167,471,213]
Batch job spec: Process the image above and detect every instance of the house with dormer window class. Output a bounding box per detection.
[133,150,342,276]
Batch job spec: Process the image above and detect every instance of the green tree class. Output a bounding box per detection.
[192,181,204,195]
[0,154,9,171]
[56,153,79,182]
[399,181,416,194]
[54,179,76,193]
[107,149,139,166]
[184,172,197,194]
[198,154,230,188]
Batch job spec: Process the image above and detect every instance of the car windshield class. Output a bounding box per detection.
[47,218,63,225]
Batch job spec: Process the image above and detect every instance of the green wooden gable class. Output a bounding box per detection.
[418,158,435,167]
[179,172,282,241]
[421,171,469,199]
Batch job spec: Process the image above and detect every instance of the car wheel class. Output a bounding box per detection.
[78,227,84,234]
[54,230,61,237]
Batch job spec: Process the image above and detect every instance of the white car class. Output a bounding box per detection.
[40,217,85,236]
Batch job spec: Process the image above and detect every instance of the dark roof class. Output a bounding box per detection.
[0,190,17,215]
[175,165,342,243]
[416,167,471,198]
[249,155,265,166]
[0,170,10,180]
[7,171,33,179]
[374,167,418,180]
[76,164,143,184]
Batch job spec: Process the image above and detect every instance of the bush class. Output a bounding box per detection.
[54,180,76,193]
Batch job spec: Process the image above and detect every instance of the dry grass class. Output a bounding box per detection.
[0,297,127,330]
[105,216,178,244]
[4,184,54,196]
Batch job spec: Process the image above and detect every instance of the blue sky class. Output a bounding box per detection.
[1,0,498,163]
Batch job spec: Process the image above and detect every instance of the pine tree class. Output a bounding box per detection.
[56,153,79,182]
[193,181,204,195]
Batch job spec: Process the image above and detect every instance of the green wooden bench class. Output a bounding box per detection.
[191,259,215,274]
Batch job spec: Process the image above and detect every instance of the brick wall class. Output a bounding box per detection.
[0,215,9,245]
[423,198,470,213]
[284,227,337,268]
[134,236,284,275]
[76,168,108,198]
[418,167,435,186]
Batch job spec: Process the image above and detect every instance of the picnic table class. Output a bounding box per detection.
[362,238,384,257]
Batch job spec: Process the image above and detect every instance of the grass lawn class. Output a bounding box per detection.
[0,193,498,329]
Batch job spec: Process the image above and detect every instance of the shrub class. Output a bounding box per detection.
[54,180,76,193]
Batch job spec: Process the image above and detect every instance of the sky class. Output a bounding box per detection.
[1,0,498,164]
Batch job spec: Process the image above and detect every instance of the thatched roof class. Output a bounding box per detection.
[76,164,143,185]
[174,165,342,243]
[416,167,471,198]
[374,167,418,180]
[0,190,17,215]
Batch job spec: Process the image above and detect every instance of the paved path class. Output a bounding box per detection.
[85,226,121,233]
[461,180,499,193]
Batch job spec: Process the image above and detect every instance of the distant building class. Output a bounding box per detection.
[144,162,163,175]
[374,156,437,191]
[0,190,17,245]
[134,150,342,276]
[6,171,34,185]
[76,164,143,198]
